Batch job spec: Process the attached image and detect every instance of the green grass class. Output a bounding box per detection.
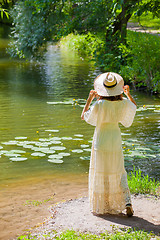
[128,167,160,196]
[17,229,158,240]
[130,12,160,30]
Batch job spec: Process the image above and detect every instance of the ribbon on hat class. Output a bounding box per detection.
[103,73,117,88]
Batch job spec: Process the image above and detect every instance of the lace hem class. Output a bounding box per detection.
[89,171,131,214]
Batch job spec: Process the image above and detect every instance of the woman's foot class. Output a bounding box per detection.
[126,204,134,217]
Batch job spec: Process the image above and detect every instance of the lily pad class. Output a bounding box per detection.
[16,143,26,146]
[15,136,27,140]
[11,150,26,154]
[39,138,50,142]
[47,100,73,105]
[47,101,64,105]
[2,141,18,145]
[0,150,8,154]
[48,154,63,159]
[145,154,157,158]
[31,147,43,152]
[121,133,131,136]
[50,137,61,141]
[23,145,34,149]
[74,134,83,137]
[48,159,63,163]
[135,147,153,152]
[80,156,90,160]
[4,153,21,157]
[83,148,91,152]
[61,137,72,140]
[50,146,66,151]
[35,142,51,147]
[58,152,71,156]
[31,152,46,157]
[73,138,83,141]
[81,144,90,148]
[41,150,56,154]
[10,157,27,162]
[72,149,83,153]
[50,141,61,144]
[45,129,59,132]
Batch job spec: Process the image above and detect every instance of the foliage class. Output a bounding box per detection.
[59,30,160,93]
[0,0,11,19]
[8,0,66,58]
[128,167,160,195]
[130,12,160,30]
[120,30,160,93]
[16,229,157,240]
[0,7,9,18]
[9,0,160,59]
[60,32,105,59]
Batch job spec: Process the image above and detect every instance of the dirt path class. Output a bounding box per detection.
[127,22,160,35]
[26,195,160,239]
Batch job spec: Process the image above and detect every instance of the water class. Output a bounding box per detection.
[0,26,160,191]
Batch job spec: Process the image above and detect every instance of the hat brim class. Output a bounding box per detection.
[94,72,124,97]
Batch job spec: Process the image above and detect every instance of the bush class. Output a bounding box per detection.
[60,31,160,94]
[60,32,105,60]
[120,30,160,93]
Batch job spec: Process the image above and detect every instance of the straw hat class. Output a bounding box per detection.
[94,72,124,97]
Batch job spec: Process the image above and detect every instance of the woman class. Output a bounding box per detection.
[81,72,137,216]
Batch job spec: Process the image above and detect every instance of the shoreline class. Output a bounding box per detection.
[0,174,88,240]
[17,195,160,239]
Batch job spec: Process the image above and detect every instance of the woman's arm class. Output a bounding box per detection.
[123,85,137,106]
[81,90,98,120]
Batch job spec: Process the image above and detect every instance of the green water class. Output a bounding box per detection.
[0,26,160,187]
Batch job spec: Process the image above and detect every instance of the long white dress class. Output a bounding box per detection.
[84,98,137,214]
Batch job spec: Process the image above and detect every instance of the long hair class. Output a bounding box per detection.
[99,94,123,101]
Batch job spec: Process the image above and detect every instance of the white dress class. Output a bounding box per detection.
[84,98,137,214]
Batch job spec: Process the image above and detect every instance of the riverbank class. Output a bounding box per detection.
[0,174,88,240]
[15,195,160,239]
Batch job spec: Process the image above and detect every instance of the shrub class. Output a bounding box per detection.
[120,30,160,93]
[60,32,105,60]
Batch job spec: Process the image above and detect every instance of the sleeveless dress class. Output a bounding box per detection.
[84,98,137,214]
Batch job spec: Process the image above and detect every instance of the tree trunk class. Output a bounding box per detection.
[106,0,136,45]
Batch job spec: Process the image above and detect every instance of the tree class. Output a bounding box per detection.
[9,0,160,58]
[106,0,160,45]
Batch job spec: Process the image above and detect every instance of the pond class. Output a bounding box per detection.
[0,25,160,193]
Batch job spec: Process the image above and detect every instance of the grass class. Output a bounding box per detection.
[127,167,160,196]
[130,12,160,30]
[17,229,158,240]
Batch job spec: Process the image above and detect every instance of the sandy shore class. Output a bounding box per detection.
[23,195,160,239]
[0,173,88,240]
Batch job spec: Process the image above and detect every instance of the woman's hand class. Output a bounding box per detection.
[88,90,99,101]
[123,85,130,97]
[123,85,137,106]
